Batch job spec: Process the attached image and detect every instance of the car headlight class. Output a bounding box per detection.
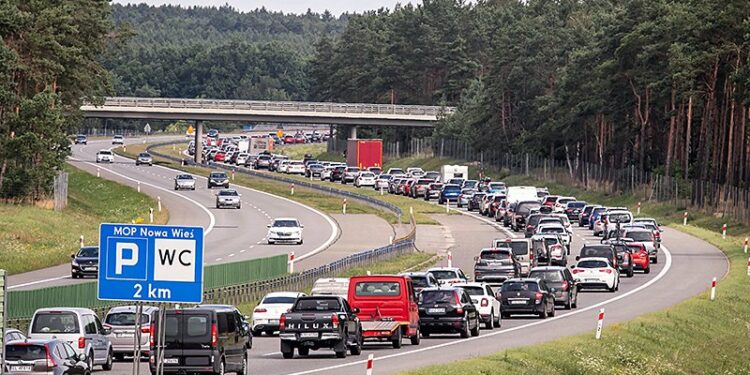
[71,260,79,267]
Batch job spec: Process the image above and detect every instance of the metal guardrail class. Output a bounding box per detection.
[85,97,456,118]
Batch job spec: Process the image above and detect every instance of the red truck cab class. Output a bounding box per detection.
[347,275,421,348]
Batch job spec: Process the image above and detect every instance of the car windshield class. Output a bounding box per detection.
[347,168,360,172]
[609,213,632,222]
[378,175,392,180]
[360,173,375,178]
[625,231,653,241]
[501,281,539,292]
[77,247,98,257]
[430,270,459,280]
[105,312,149,326]
[294,298,341,312]
[517,203,542,215]
[31,312,79,334]
[409,276,429,288]
[354,281,401,296]
[496,242,528,256]
[577,260,609,268]
[273,220,298,227]
[480,250,512,260]
[218,190,238,196]
[210,173,226,178]
[389,169,404,174]
[461,286,485,296]
[581,247,612,258]
[417,179,433,184]
[5,345,48,361]
[443,185,461,191]
[139,153,150,157]
[489,183,505,189]
[567,202,587,208]
[464,181,478,188]
[541,227,565,234]
[99,151,112,155]
[177,175,193,180]
[528,270,564,282]
[262,296,298,304]
[420,290,456,304]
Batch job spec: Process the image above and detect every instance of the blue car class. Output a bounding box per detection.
[588,206,608,230]
[439,184,462,204]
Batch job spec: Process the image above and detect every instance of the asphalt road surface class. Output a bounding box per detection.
[8,137,339,291]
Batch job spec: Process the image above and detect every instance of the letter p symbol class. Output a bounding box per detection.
[115,243,139,274]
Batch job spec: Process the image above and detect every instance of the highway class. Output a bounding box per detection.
[8,137,340,291]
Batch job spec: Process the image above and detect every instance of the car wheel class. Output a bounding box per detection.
[485,311,495,330]
[460,318,470,338]
[653,256,658,264]
[470,317,480,336]
[410,328,421,345]
[572,293,578,309]
[564,295,572,310]
[501,312,510,319]
[214,359,225,375]
[237,354,247,375]
[539,307,548,319]
[102,349,113,370]
[609,283,617,292]
[495,312,502,327]
[237,204,241,209]
[391,327,402,348]
[297,347,309,356]
[114,353,124,361]
[421,330,430,337]
[281,347,294,359]
[86,351,94,371]
[627,267,634,278]
[267,240,274,245]
[335,344,348,358]
[252,329,262,337]
[298,239,303,245]
[350,331,363,355]
[548,303,556,317]
[644,266,651,274]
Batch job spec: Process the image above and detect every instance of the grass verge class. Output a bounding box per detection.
[114,144,398,224]
[0,164,168,274]
[392,160,750,374]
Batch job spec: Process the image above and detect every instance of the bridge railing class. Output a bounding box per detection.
[88,97,455,117]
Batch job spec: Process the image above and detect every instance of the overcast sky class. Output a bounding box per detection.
[113,1,419,15]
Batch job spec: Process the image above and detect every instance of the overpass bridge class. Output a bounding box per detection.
[81,97,453,128]
[82,97,454,163]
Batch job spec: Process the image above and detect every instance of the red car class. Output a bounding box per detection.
[213,151,226,162]
[294,135,306,144]
[283,135,295,144]
[627,243,651,273]
[543,195,559,207]
[347,275,421,348]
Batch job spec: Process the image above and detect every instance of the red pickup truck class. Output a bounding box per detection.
[347,275,421,348]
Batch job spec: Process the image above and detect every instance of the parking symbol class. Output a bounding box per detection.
[106,237,148,281]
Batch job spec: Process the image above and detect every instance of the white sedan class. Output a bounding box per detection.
[96,150,114,163]
[453,282,501,329]
[571,257,619,292]
[267,218,304,245]
[252,292,306,336]
[286,161,305,175]
[355,172,377,187]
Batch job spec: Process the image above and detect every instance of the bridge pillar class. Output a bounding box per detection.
[194,121,203,164]
[349,125,358,139]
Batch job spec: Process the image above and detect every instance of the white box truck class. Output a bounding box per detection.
[440,165,469,183]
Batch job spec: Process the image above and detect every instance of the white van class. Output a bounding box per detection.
[28,308,113,370]
[311,278,350,300]
[492,238,534,276]
[505,186,538,205]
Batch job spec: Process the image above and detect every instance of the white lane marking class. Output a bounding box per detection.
[436,202,518,238]
[73,158,216,236]
[262,351,282,357]
[9,275,71,290]
[215,257,222,261]
[240,250,246,253]
[228,253,235,257]
[149,162,340,261]
[284,244,674,375]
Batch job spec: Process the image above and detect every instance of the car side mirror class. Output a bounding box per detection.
[301,225,305,228]
[103,327,112,335]
[570,265,575,269]
[575,256,580,261]
[77,352,87,362]
[473,256,479,262]
[71,254,75,259]
[266,224,271,228]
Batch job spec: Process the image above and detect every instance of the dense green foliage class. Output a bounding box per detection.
[0,0,114,199]
[103,4,347,100]
[312,0,750,186]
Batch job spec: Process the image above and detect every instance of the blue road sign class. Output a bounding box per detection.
[98,223,204,303]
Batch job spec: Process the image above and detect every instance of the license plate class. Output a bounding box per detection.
[118,333,134,338]
[163,358,178,365]
[586,278,599,282]
[300,332,318,338]
[510,300,527,305]
[269,319,279,325]
[85,267,97,271]
[428,308,445,314]
[10,366,32,372]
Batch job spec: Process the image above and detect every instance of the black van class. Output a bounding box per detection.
[150,307,247,375]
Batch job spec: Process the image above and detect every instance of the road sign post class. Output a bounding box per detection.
[1,269,7,373]
[98,223,205,304]
[595,308,605,339]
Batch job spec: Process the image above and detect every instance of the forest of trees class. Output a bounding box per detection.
[103,4,348,100]
[312,0,750,187]
[0,0,115,199]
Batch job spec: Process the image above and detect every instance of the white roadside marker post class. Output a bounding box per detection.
[97,168,100,178]
[595,308,605,340]
[744,237,748,253]
[290,183,295,196]
[636,202,641,215]
[365,354,374,375]
[79,235,84,248]
[722,223,727,239]
[157,196,162,212]
[137,181,141,193]
[447,251,453,268]
[149,208,154,223]
[710,277,717,301]
[288,252,295,274]
[683,211,688,225]
[446,199,450,213]
[343,198,347,215]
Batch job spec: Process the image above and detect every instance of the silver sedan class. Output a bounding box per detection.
[174,174,196,190]
[216,189,241,209]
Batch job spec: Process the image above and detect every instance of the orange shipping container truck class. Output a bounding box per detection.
[346,139,383,169]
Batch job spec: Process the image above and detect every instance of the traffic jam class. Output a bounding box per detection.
[5,131,661,375]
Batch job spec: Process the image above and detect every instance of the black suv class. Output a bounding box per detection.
[497,278,556,319]
[577,245,618,269]
[528,266,578,310]
[207,171,229,189]
[150,307,248,375]
[418,287,481,338]
[71,246,99,279]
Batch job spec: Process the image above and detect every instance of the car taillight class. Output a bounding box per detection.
[566,209,572,212]
[78,336,86,349]
[454,292,464,315]
[279,315,287,331]
[535,292,543,300]
[254,308,267,313]
[331,313,340,329]
[211,323,218,347]
[572,269,583,274]
[599,269,613,274]
[561,281,569,290]
[149,323,155,346]
[481,298,489,307]
[527,225,533,229]
[141,325,150,334]
[45,344,57,368]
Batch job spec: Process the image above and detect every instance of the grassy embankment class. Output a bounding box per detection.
[389,156,750,374]
[0,164,168,274]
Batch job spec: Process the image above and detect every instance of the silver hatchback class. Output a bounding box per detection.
[104,306,159,360]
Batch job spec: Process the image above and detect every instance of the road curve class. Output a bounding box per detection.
[8,137,339,291]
